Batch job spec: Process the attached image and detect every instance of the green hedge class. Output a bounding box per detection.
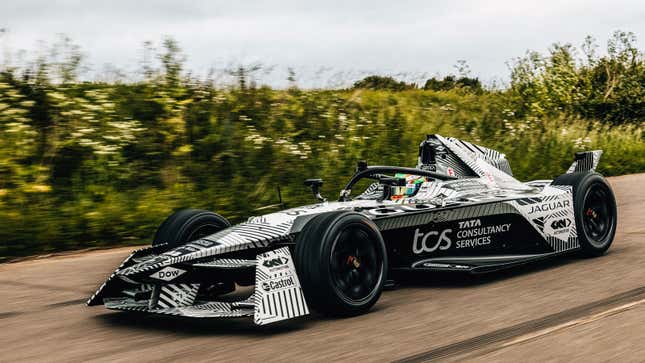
[0,81,643,261]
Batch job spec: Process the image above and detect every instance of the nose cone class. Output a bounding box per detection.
[118,253,172,277]
[117,222,293,277]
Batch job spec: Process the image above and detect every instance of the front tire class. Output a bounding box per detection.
[294,211,387,316]
[153,209,230,252]
[552,172,617,256]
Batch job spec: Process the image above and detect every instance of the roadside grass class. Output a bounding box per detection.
[0,86,642,261]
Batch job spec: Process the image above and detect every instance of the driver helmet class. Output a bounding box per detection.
[392,173,426,199]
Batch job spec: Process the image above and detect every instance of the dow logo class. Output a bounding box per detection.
[149,266,186,281]
[550,218,572,230]
[262,257,288,268]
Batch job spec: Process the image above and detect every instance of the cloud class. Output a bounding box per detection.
[1,0,643,87]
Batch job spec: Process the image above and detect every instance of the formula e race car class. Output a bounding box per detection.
[88,134,617,325]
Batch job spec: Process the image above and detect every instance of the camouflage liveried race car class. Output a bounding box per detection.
[88,134,617,325]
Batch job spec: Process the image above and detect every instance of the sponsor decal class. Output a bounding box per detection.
[248,216,267,224]
[455,219,510,249]
[165,244,203,257]
[262,256,288,268]
[528,200,571,214]
[456,222,511,238]
[412,219,512,253]
[149,266,186,281]
[456,236,491,248]
[254,246,310,325]
[550,218,572,230]
[445,179,486,192]
[412,228,452,254]
[285,210,307,216]
[485,172,495,184]
[421,262,470,269]
[261,276,295,292]
[284,203,328,216]
[367,207,405,216]
[544,217,573,241]
[458,219,481,228]
[191,239,217,247]
[453,264,470,269]
[446,167,455,177]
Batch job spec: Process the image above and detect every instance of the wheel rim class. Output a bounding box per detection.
[329,224,383,303]
[582,183,614,246]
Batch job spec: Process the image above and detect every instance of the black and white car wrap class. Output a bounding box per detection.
[88,134,612,324]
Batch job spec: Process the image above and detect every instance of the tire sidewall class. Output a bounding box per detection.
[153,209,230,251]
[175,213,226,243]
[295,211,388,316]
[573,174,617,255]
[323,215,387,309]
[554,172,617,256]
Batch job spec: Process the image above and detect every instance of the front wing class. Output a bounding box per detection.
[88,247,309,325]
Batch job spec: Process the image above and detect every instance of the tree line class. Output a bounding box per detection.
[0,32,642,260]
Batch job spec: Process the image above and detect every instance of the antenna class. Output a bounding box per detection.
[252,185,286,211]
[277,185,284,209]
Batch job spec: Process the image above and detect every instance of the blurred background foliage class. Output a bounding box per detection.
[0,31,643,261]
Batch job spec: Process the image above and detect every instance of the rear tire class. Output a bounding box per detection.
[153,209,230,252]
[552,172,617,256]
[294,211,387,316]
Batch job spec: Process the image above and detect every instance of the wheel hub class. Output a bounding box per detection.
[582,183,613,243]
[346,255,361,269]
[330,225,382,302]
[585,208,598,219]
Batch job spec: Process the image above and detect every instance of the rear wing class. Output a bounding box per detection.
[566,150,603,173]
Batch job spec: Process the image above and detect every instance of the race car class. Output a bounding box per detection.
[88,134,617,325]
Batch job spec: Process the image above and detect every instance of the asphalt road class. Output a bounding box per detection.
[1,173,644,362]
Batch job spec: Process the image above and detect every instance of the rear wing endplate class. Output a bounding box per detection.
[566,150,603,173]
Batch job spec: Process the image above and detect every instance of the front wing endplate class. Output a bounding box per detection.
[253,246,309,325]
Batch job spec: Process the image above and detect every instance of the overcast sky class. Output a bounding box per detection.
[1,0,643,87]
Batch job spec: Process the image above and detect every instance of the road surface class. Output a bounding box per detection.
[1,173,644,362]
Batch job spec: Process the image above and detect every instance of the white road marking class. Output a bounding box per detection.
[501,297,645,348]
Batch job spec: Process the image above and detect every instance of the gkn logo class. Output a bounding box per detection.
[412,228,452,254]
[550,218,572,230]
[262,256,288,268]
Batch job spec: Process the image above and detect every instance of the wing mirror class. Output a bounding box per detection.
[304,179,326,202]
